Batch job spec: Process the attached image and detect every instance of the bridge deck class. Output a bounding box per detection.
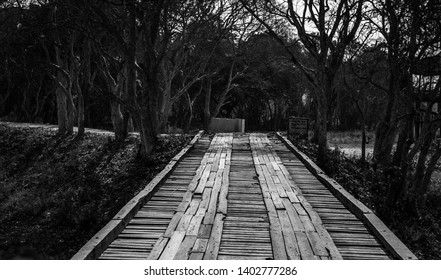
[77,133,414,260]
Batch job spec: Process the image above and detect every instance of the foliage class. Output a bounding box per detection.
[0,124,192,259]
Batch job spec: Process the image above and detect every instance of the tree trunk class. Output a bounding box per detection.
[158,70,173,132]
[409,134,433,213]
[112,72,126,141]
[373,120,398,166]
[65,85,76,134]
[111,101,125,142]
[78,40,92,137]
[0,61,12,114]
[203,77,212,132]
[56,85,68,135]
[413,136,431,189]
[316,92,328,165]
[361,118,366,162]
[416,147,441,210]
[137,113,156,157]
[159,99,171,132]
[74,60,84,137]
[315,72,329,165]
[385,119,412,208]
[184,92,193,133]
[54,42,76,135]
[138,51,160,158]
[77,88,85,136]
[373,58,402,165]
[124,112,134,133]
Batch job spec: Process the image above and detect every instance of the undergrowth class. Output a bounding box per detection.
[291,137,441,260]
[0,124,192,259]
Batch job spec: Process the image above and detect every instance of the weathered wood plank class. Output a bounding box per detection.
[147,237,169,260]
[174,235,197,260]
[163,212,184,238]
[159,231,187,260]
[204,214,224,260]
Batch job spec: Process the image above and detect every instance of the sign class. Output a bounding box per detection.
[288,117,309,138]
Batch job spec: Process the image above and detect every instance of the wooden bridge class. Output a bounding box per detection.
[72,132,417,260]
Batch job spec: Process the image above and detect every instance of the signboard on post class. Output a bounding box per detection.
[288,117,309,139]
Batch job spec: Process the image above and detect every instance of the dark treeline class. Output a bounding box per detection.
[1,1,441,212]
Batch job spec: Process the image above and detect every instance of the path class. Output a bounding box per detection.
[73,133,416,260]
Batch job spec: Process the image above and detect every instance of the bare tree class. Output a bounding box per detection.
[364,0,441,209]
[241,0,364,164]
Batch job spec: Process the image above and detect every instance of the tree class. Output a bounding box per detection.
[0,2,54,123]
[90,0,178,156]
[241,0,364,164]
[157,0,219,131]
[338,45,389,161]
[363,0,441,210]
[234,33,307,130]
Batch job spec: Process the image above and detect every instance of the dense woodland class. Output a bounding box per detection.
[1,1,441,220]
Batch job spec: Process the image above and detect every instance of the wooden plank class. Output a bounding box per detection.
[305,231,330,257]
[217,167,230,215]
[71,219,125,260]
[159,231,187,260]
[292,202,308,216]
[163,212,184,238]
[174,235,197,260]
[278,210,300,260]
[270,229,287,260]
[203,188,220,225]
[203,214,224,260]
[196,188,211,215]
[195,163,213,194]
[188,164,207,192]
[314,225,343,260]
[192,238,209,253]
[295,232,316,259]
[263,197,281,230]
[363,213,417,260]
[147,237,169,260]
[185,199,201,215]
[198,224,212,239]
[186,214,204,236]
[282,198,305,232]
[189,252,204,260]
[176,214,193,231]
[299,215,316,232]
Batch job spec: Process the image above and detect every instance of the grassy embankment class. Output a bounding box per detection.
[292,130,441,259]
[0,124,192,259]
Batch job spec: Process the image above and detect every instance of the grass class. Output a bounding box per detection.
[327,130,375,145]
[0,124,193,259]
[290,136,441,260]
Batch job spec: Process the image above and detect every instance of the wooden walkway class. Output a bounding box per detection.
[73,133,416,260]
[269,136,390,260]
